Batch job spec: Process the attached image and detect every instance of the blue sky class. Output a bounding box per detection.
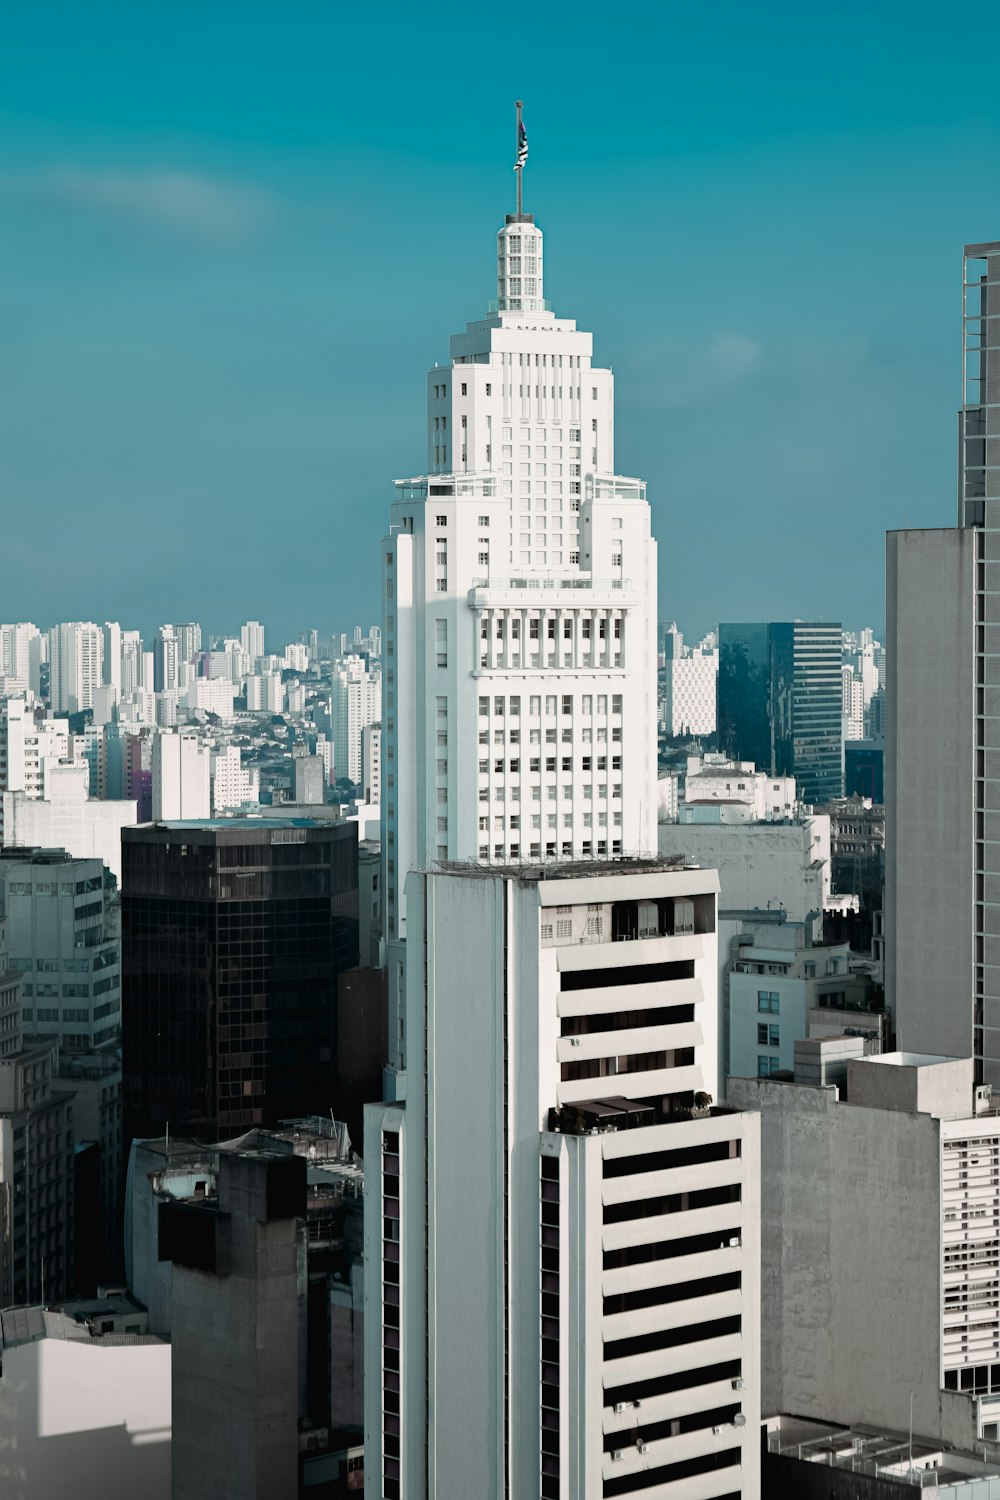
[2,0,999,644]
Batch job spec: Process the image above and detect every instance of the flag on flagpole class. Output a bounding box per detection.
[515,119,528,171]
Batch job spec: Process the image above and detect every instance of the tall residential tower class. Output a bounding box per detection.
[382,205,658,940]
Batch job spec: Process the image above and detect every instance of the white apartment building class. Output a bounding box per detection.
[382,208,657,938]
[841,665,864,741]
[245,671,284,713]
[152,731,210,821]
[48,621,103,714]
[186,675,236,719]
[3,761,136,886]
[331,658,381,786]
[661,633,718,738]
[365,863,761,1500]
[729,1051,1000,1450]
[121,631,144,694]
[363,723,381,806]
[0,622,41,696]
[210,745,258,813]
[241,620,265,665]
[0,698,70,842]
[678,756,797,823]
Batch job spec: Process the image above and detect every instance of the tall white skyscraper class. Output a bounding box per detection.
[382,202,657,939]
[367,134,762,1500]
[48,622,103,714]
[331,658,382,785]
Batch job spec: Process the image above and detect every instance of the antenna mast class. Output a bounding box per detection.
[515,100,526,218]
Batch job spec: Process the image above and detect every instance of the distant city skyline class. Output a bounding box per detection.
[3,4,998,640]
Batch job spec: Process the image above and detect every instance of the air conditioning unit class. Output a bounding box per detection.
[611,1450,624,1463]
[614,1402,626,1414]
[732,1377,745,1391]
[637,1440,648,1455]
[734,1414,747,1427]
[569,1037,581,1047]
[729,1236,741,1247]
[713,1426,723,1435]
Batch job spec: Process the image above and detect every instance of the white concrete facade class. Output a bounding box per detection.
[659,818,831,935]
[151,731,210,821]
[2,762,136,886]
[382,212,658,939]
[662,649,718,737]
[48,621,102,714]
[331,658,381,785]
[364,865,761,1500]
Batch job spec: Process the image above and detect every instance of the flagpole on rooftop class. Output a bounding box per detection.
[515,99,524,217]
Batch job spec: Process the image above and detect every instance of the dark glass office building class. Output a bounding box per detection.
[122,820,359,1146]
[718,622,842,804]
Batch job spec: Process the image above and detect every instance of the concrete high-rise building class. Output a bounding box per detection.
[151,730,210,820]
[0,697,70,843]
[153,624,180,694]
[210,744,258,812]
[660,627,718,737]
[102,620,122,692]
[241,620,265,665]
[382,204,658,939]
[0,622,40,695]
[121,819,359,1144]
[365,863,761,1500]
[362,723,381,805]
[0,848,121,1052]
[887,240,1000,1080]
[48,621,103,714]
[330,658,380,786]
[717,622,843,804]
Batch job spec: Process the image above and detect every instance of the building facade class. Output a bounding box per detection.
[0,848,121,1051]
[887,241,1000,1080]
[365,864,761,1500]
[121,819,359,1145]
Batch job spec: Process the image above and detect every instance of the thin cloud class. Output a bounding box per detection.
[40,168,274,245]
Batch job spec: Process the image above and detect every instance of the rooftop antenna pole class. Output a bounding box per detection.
[515,99,525,218]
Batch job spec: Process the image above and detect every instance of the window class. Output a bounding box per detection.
[461,382,467,395]
[436,515,447,525]
[757,1023,780,1047]
[757,1057,782,1077]
[485,383,492,395]
[758,991,780,1014]
[478,515,489,526]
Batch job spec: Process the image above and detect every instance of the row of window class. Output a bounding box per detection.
[479,694,624,717]
[480,756,622,773]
